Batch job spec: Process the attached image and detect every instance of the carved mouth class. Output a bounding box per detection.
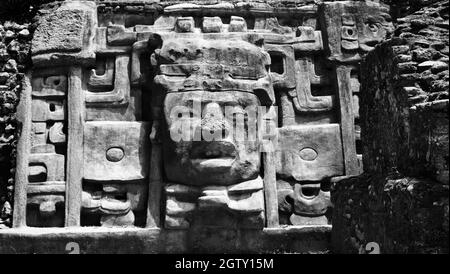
[364,40,380,47]
[190,141,237,170]
[191,141,236,158]
[82,191,131,215]
[359,40,380,51]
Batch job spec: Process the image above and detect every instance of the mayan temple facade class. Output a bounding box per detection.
[0,0,447,254]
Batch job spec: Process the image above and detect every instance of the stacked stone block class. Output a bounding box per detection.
[332,0,448,253]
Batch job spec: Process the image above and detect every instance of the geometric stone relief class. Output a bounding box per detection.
[276,124,344,182]
[12,0,393,230]
[320,1,394,62]
[275,124,342,225]
[85,55,130,106]
[83,121,149,181]
[155,31,272,229]
[26,69,68,227]
[31,0,97,67]
[165,177,265,229]
[31,99,66,122]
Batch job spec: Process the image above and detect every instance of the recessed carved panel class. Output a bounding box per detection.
[83,121,150,181]
[276,124,344,181]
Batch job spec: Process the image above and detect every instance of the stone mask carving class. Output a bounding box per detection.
[9,0,394,233]
[341,12,393,53]
[277,180,332,225]
[154,37,274,186]
[322,2,393,61]
[359,14,393,52]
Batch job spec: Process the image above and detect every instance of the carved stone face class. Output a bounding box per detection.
[162,90,261,186]
[341,14,359,51]
[340,13,392,53]
[291,183,330,216]
[153,36,272,186]
[322,2,393,59]
[358,14,392,52]
[277,180,331,225]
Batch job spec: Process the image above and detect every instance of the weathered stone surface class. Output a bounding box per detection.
[165,177,265,229]
[320,1,394,62]
[383,177,449,253]
[156,32,273,187]
[7,1,384,232]
[82,181,149,227]
[83,121,150,181]
[276,124,344,181]
[360,1,448,180]
[1,0,446,256]
[31,99,65,122]
[100,210,135,228]
[332,175,449,254]
[0,225,331,254]
[0,13,32,229]
[31,75,67,97]
[31,1,97,67]
[332,0,449,254]
[26,180,65,227]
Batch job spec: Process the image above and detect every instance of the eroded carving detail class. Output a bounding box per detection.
[13,0,393,230]
[26,70,68,227]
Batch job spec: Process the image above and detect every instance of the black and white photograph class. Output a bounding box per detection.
[0,0,448,269]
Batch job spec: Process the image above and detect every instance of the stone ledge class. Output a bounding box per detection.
[0,225,331,254]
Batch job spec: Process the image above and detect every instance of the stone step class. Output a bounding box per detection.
[0,225,331,254]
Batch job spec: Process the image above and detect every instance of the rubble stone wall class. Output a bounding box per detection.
[0,0,62,228]
[331,0,449,254]
[0,4,33,229]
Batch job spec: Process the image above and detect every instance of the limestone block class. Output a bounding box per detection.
[31,144,57,154]
[156,38,270,78]
[290,215,329,226]
[81,182,147,227]
[48,122,66,144]
[100,210,135,227]
[31,99,65,122]
[26,181,65,227]
[83,121,150,181]
[228,16,247,32]
[292,27,323,53]
[277,178,332,225]
[202,17,223,33]
[286,58,334,115]
[31,1,97,67]
[88,58,114,90]
[29,153,65,182]
[106,25,137,46]
[85,55,130,106]
[264,43,296,91]
[164,177,265,229]
[175,17,195,33]
[31,122,47,148]
[31,76,67,98]
[276,124,344,181]
[320,1,393,62]
[102,183,148,211]
[26,192,65,226]
[27,181,66,196]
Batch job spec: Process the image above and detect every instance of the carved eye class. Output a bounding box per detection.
[368,23,379,32]
[177,111,194,118]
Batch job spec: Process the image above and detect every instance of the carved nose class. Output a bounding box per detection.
[200,102,229,139]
